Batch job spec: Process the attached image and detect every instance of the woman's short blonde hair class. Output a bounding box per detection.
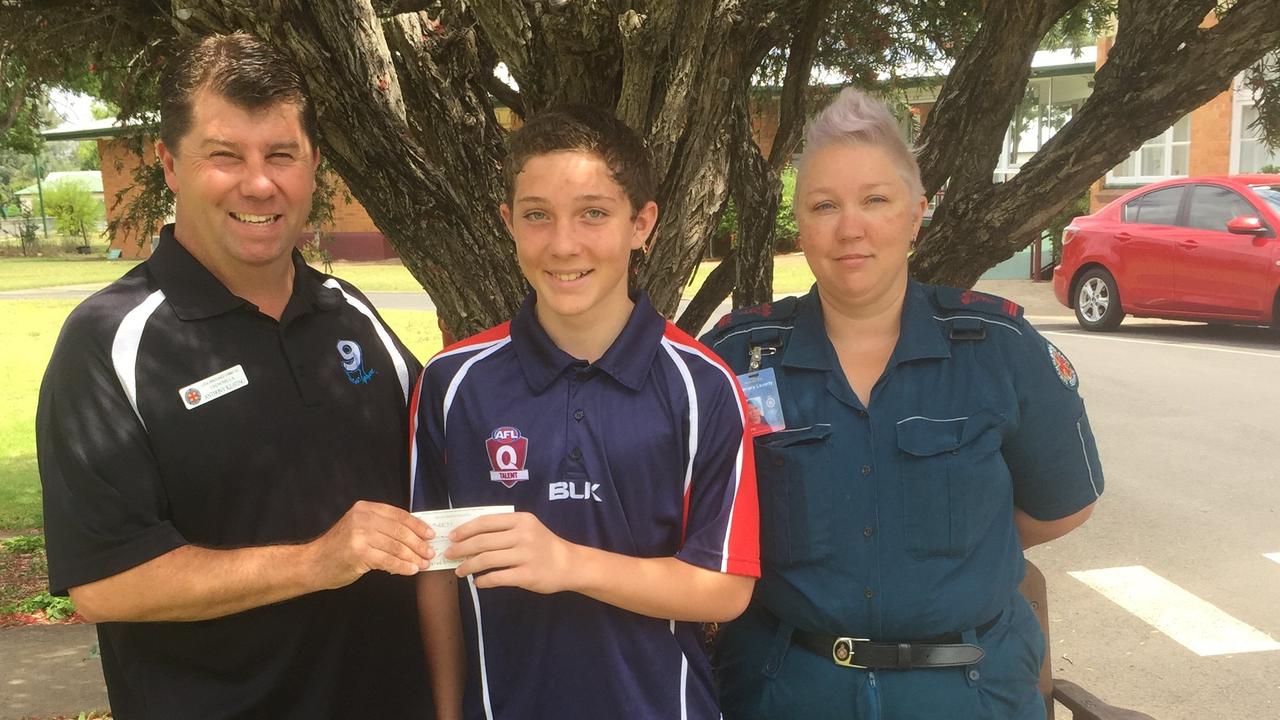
[797,87,925,198]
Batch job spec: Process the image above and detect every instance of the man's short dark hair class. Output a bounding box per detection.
[159,32,318,152]
[503,105,656,215]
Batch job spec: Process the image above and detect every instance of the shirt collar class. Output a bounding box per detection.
[781,279,950,370]
[512,291,666,394]
[146,224,338,321]
[780,285,833,370]
[892,279,952,365]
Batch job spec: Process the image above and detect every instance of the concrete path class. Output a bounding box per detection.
[0,624,108,719]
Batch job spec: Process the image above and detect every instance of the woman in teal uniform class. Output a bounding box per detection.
[701,88,1103,720]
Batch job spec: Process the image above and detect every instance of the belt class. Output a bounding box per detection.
[768,610,996,670]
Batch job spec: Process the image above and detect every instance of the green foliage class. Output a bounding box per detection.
[8,590,76,621]
[107,139,171,249]
[42,178,103,245]
[77,140,100,170]
[1040,1,1114,52]
[1245,53,1280,150]
[1260,164,1280,174]
[2,533,44,554]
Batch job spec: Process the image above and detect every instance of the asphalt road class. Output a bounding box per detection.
[1023,316,1280,720]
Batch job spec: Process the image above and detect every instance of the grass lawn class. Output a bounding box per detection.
[0,257,140,291]
[315,261,422,292]
[0,301,77,531]
[683,252,814,298]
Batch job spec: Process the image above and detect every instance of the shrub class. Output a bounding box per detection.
[10,591,76,621]
[42,179,104,248]
[2,533,44,554]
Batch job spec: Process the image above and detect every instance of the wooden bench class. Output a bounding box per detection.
[1020,561,1156,720]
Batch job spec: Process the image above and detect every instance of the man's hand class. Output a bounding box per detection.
[448,512,576,594]
[307,501,436,590]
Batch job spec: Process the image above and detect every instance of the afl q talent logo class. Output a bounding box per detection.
[486,426,530,488]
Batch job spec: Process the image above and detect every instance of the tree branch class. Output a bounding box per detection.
[914,0,1080,198]
[767,0,833,170]
[677,247,737,335]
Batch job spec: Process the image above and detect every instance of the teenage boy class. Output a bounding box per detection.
[412,106,759,720]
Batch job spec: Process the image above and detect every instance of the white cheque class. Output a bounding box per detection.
[412,505,514,572]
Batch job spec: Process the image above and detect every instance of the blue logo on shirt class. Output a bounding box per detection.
[337,339,377,385]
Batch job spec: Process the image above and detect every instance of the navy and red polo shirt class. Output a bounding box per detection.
[411,292,759,720]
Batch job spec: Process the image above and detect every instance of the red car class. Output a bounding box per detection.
[1054,174,1280,332]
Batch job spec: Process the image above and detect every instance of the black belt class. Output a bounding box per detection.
[769,611,996,670]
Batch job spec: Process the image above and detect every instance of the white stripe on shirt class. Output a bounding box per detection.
[110,289,167,430]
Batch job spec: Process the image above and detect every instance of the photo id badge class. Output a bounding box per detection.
[737,367,786,437]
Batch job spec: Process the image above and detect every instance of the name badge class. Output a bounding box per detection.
[737,367,786,437]
[178,365,249,410]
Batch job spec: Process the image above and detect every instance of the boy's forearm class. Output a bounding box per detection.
[567,546,755,622]
[417,571,466,720]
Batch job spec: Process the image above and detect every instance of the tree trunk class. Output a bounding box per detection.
[676,247,737,335]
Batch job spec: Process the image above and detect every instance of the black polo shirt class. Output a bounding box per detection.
[37,225,430,719]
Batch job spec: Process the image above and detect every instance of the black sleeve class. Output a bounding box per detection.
[36,309,186,595]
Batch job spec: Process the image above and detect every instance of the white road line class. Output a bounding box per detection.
[1069,566,1280,657]
[1043,331,1280,360]
[1265,553,1280,566]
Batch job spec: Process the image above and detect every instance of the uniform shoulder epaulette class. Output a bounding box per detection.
[708,295,802,336]
[933,286,1024,321]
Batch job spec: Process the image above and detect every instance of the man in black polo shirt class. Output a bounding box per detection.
[36,32,433,718]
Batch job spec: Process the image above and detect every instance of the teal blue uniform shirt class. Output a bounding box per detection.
[700,280,1103,719]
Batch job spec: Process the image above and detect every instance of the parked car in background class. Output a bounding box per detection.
[1053,174,1280,332]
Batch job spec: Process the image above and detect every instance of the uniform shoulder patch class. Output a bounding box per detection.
[934,286,1024,320]
[710,295,800,332]
[1046,339,1078,390]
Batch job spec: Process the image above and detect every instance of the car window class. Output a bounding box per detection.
[1186,185,1258,232]
[1126,186,1185,226]
[1251,185,1280,215]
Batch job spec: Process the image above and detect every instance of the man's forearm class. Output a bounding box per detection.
[69,542,322,622]
[568,548,754,623]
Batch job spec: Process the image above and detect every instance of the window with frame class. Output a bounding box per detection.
[1121,185,1185,226]
[1237,104,1280,173]
[1108,116,1191,183]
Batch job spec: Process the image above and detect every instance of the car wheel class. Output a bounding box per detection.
[1074,268,1125,331]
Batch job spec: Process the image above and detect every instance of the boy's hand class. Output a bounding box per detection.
[448,512,577,593]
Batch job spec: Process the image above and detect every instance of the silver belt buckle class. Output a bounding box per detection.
[832,637,869,668]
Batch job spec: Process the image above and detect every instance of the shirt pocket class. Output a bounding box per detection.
[896,411,1007,560]
[754,424,835,566]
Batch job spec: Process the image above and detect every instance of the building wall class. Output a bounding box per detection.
[100,138,160,260]
[1188,89,1233,177]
